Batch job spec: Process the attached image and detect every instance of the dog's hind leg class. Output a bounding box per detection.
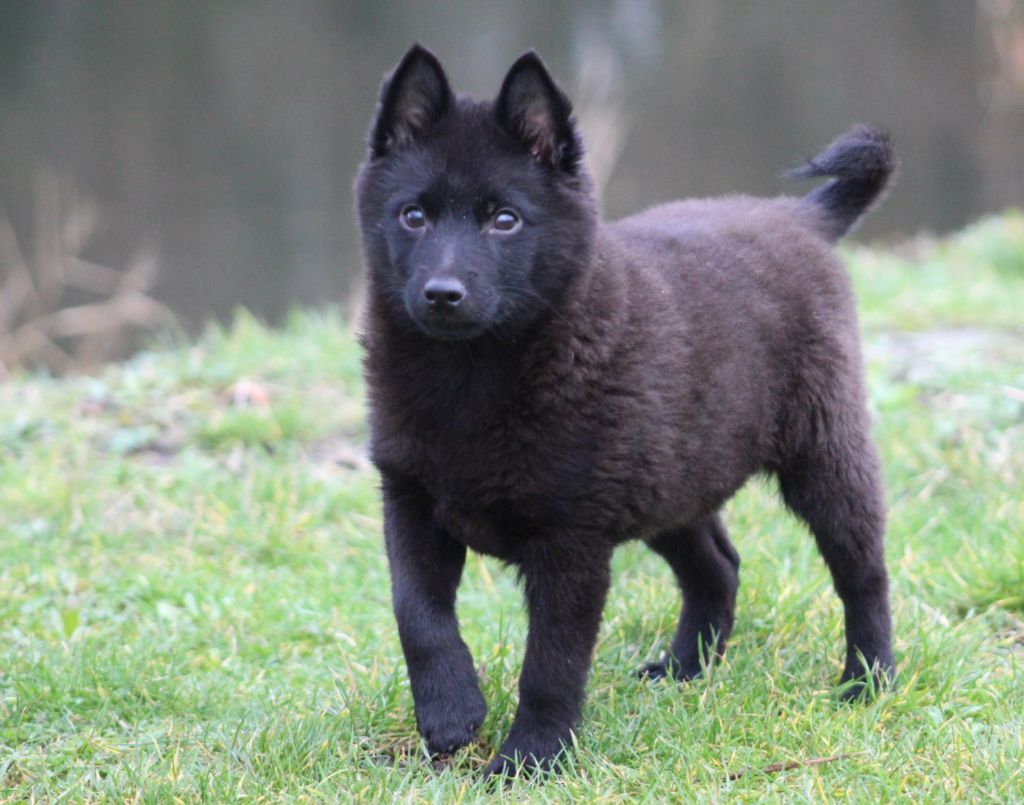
[778,421,894,697]
[641,512,740,681]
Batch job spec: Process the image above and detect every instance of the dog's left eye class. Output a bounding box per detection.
[491,209,521,233]
[400,205,427,230]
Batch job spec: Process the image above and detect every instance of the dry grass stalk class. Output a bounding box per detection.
[0,171,172,377]
[726,753,857,781]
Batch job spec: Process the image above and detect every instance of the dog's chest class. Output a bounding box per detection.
[436,428,582,555]
[386,400,589,559]
[368,334,606,557]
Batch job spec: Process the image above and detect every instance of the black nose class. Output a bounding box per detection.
[423,277,465,308]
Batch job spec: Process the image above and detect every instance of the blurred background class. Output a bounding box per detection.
[1,0,1023,371]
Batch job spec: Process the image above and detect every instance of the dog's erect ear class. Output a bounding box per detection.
[496,51,582,172]
[370,44,452,158]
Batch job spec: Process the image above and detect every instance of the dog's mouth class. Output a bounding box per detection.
[414,318,489,341]
[403,287,493,341]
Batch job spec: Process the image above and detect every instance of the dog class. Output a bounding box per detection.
[355,44,896,777]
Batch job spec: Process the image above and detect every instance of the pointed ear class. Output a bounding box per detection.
[496,51,582,172]
[370,44,452,158]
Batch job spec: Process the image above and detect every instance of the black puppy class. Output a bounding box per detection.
[355,44,896,777]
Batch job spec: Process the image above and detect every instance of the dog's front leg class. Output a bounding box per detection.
[486,539,612,777]
[382,476,487,755]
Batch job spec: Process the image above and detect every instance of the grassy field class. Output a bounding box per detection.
[1,213,1023,802]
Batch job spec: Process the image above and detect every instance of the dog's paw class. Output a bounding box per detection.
[837,663,894,702]
[483,723,572,778]
[418,694,488,755]
[637,660,671,681]
[637,657,701,682]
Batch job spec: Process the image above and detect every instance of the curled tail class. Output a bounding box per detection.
[789,124,897,241]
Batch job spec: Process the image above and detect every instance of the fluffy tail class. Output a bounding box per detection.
[789,124,897,241]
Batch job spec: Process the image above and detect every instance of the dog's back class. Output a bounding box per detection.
[586,127,896,495]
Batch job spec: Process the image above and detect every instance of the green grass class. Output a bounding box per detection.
[2,213,1023,802]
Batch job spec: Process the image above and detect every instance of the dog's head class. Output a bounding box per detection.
[355,45,597,342]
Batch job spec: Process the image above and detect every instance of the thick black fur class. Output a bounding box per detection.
[355,44,897,777]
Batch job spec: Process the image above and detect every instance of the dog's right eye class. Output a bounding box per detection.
[400,205,427,230]
[491,209,521,233]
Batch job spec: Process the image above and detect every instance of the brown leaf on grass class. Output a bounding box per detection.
[222,378,271,409]
[727,753,856,781]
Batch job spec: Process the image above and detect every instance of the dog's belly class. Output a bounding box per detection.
[432,493,571,562]
[419,435,759,557]
[433,501,515,559]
